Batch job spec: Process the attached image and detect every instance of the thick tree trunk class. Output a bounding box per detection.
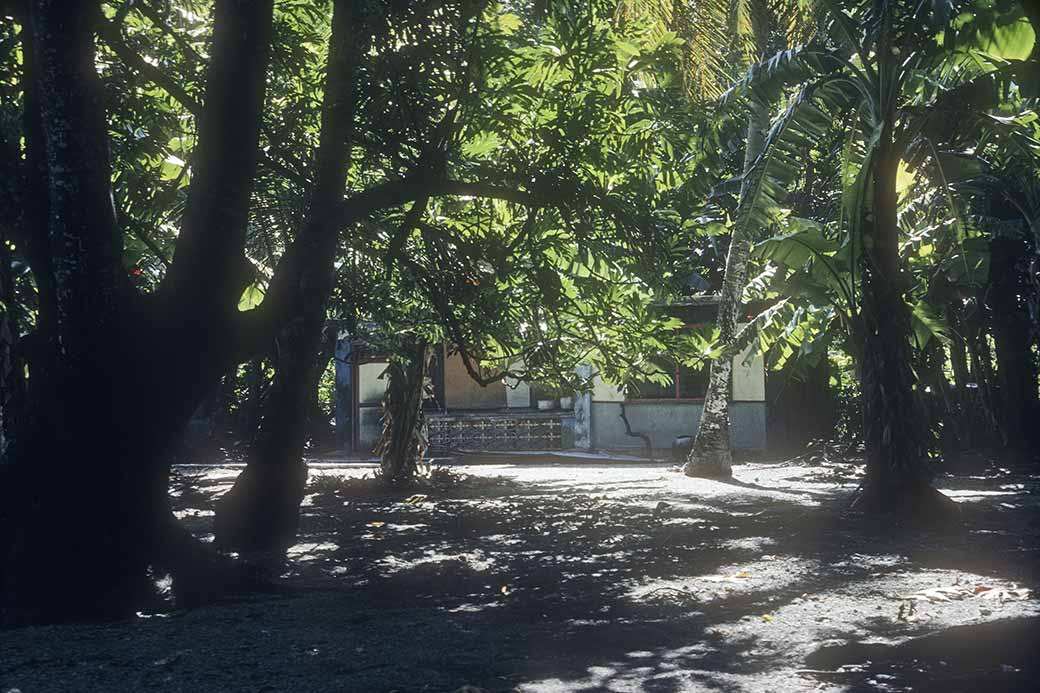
[213,1,366,552]
[854,156,932,509]
[1,0,275,624]
[684,99,769,479]
[0,0,159,623]
[210,335,319,552]
[851,80,954,520]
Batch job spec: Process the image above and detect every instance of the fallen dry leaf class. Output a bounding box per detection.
[703,570,752,583]
[904,583,1032,603]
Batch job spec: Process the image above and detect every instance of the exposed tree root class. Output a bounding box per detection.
[683,450,733,479]
[850,481,962,528]
[158,516,290,610]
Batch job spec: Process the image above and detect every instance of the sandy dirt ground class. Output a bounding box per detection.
[1,454,1038,692]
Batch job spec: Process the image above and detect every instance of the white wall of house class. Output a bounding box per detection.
[505,361,531,408]
[732,342,766,401]
[349,338,768,452]
[586,335,768,450]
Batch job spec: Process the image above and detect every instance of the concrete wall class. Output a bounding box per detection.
[504,361,531,408]
[584,334,767,451]
[590,401,766,450]
[732,341,766,401]
[590,374,624,402]
[443,352,506,409]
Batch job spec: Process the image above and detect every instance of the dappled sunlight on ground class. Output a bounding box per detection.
[1,456,1038,691]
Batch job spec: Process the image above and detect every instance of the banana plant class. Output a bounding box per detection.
[720,0,1035,512]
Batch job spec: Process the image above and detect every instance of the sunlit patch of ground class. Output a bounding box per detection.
[1,455,1038,692]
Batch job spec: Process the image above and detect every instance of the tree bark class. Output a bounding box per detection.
[213,0,367,552]
[854,130,940,514]
[376,341,432,484]
[684,0,770,479]
[0,0,151,623]
[684,100,769,478]
[851,29,954,520]
[988,237,1039,456]
[0,0,276,624]
[0,236,24,454]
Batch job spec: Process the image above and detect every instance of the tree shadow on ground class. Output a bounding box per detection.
[54,460,1032,692]
[802,616,1040,692]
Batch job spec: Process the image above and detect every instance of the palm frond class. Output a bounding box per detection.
[733,79,842,234]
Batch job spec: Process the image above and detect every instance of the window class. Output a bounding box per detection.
[629,356,709,401]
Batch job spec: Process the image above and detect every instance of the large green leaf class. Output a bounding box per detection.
[753,218,838,268]
[910,299,950,349]
[971,14,1036,61]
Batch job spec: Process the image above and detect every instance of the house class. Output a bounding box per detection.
[334,296,767,454]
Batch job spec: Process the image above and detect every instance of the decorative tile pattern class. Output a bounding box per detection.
[428,412,562,451]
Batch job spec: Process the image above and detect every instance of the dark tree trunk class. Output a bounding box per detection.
[856,136,933,499]
[212,0,367,552]
[0,0,275,624]
[307,326,337,450]
[13,0,58,421]
[0,0,155,623]
[988,237,1040,456]
[0,238,25,453]
[852,48,954,520]
[376,342,432,484]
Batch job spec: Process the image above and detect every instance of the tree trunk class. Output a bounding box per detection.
[212,0,367,552]
[851,43,954,520]
[307,326,337,450]
[1,0,275,624]
[988,237,1039,456]
[0,238,25,454]
[376,342,432,485]
[1,0,161,623]
[684,0,771,478]
[684,100,769,479]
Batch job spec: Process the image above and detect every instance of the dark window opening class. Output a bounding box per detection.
[629,356,709,401]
